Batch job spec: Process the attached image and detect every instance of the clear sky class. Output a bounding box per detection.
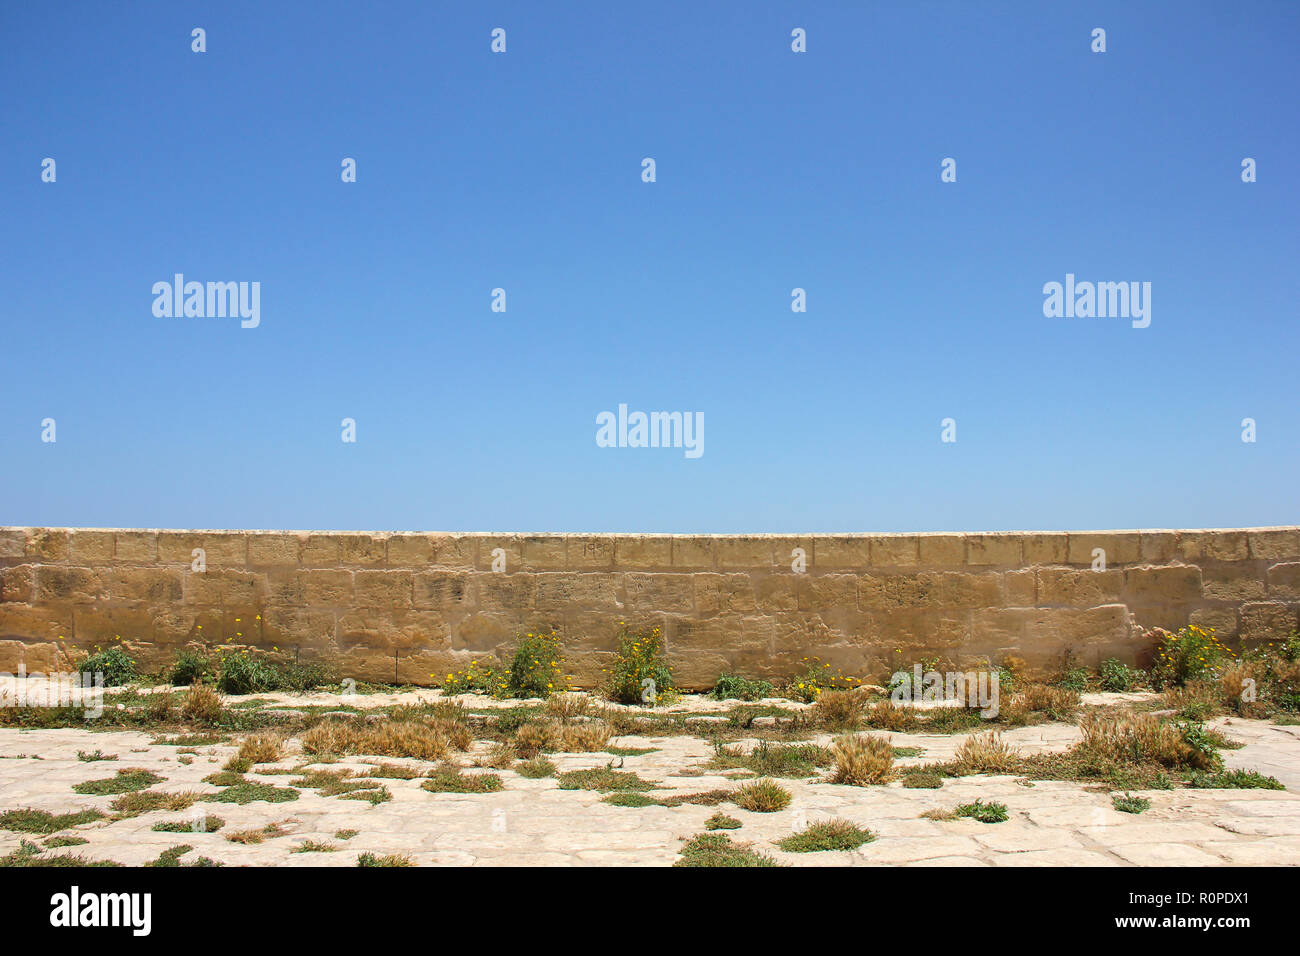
[2,1,1296,534]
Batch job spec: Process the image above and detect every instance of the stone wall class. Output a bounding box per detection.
[1,527,1298,689]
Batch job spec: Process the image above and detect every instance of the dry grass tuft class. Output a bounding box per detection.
[864,700,920,732]
[237,733,284,765]
[731,779,792,812]
[558,719,612,753]
[513,722,554,758]
[828,733,894,786]
[180,683,222,724]
[1077,713,1215,770]
[1015,684,1080,718]
[952,732,1021,774]
[546,693,591,720]
[301,719,453,761]
[810,689,866,731]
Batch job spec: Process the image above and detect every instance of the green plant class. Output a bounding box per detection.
[556,767,654,792]
[1150,625,1231,688]
[505,630,568,699]
[902,771,943,789]
[1100,658,1142,692]
[606,624,675,706]
[72,769,163,795]
[203,782,299,805]
[711,673,774,702]
[420,769,503,793]
[515,757,557,779]
[953,799,1009,823]
[76,645,138,687]
[776,819,875,852]
[787,656,861,703]
[76,750,116,762]
[357,852,414,867]
[732,779,791,812]
[152,816,225,833]
[704,812,742,830]
[0,808,106,835]
[1112,793,1150,814]
[1186,769,1285,790]
[440,659,507,697]
[169,649,216,686]
[674,833,777,868]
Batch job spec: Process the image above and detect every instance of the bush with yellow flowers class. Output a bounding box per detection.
[1149,624,1230,689]
[783,656,863,703]
[507,630,569,699]
[441,630,571,700]
[606,623,676,706]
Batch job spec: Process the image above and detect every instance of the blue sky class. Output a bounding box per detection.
[2,1,1296,534]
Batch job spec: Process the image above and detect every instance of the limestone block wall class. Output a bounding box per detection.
[1,527,1298,689]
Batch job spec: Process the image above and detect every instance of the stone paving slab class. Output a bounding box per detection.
[2,691,1298,867]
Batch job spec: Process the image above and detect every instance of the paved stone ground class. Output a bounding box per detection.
[1,687,1298,866]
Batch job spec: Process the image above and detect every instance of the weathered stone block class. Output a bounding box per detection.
[431,535,478,569]
[670,537,715,569]
[1239,602,1297,644]
[1250,529,1300,561]
[352,570,413,608]
[0,565,35,603]
[113,531,157,563]
[696,573,757,612]
[247,533,302,567]
[614,536,673,568]
[755,575,799,611]
[1140,532,1178,564]
[1037,568,1123,607]
[68,530,116,564]
[1201,565,1267,602]
[1022,534,1068,565]
[966,534,1021,566]
[301,570,354,607]
[1189,607,1238,637]
[623,573,693,611]
[339,534,388,568]
[858,573,928,611]
[535,573,620,610]
[0,604,73,642]
[72,607,155,644]
[472,573,536,611]
[261,608,338,648]
[871,535,920,568]
[568,536,615,569]
[184,570,266,606]
[1179,531,1249,562]
[157,532,246,567]
[1124,566,1202,605]
[25,529,68,562]
[1266,562,1300,601]
[413,571,471,611]
[917,534,964,568]
[1001,569,1036,607]
[715,536,774,569]
[0,529,26,559]
[386,534,434,568]
[110,568,185,604]
[521,536,567,570]
[813,536,870,569]
[35,567,108,604]
[1068,533,1140,566]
